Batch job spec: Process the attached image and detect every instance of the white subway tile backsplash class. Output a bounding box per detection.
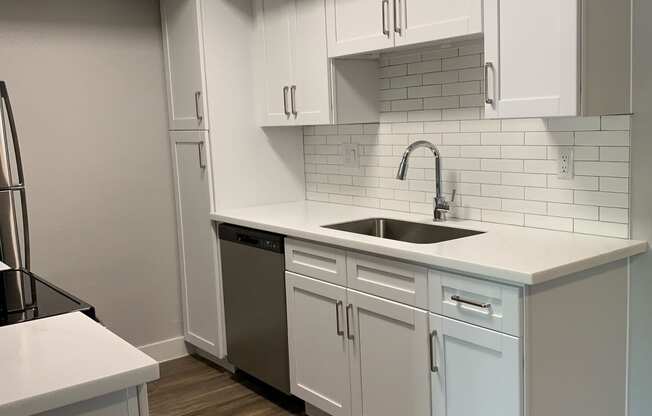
[304,41,631,238]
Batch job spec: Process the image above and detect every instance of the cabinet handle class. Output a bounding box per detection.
[283,86,290,117]
[382,0,390,37]
[429,330,439,373]
[335,301,344,336]
[346,304,354,340]
[451,295,491,309]
[198,142,207,169]
[194,91,203,122]
[290,85,297,117]
[484,62,494,105]
[393,0,401,35]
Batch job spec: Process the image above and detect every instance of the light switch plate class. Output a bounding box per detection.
[342,143,360,168]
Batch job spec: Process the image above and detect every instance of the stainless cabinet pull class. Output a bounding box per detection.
[393,0,401,35]
[335,301,344,336]
[429,330,438,373]
[451,295,491,309]
[346,304,354,340]
[194,91,203,122]
[484,62,494,105]
[198,142,207,169]
[382,0,390,37]
[290,85,297,117]
[282,86,290,117]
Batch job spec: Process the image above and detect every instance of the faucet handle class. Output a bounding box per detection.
[451,189,457,203]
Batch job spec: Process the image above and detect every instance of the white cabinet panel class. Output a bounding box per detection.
[170,131,223,357]
[430,314,521,416]
[255,0,295,125]
[326,0,395,57]
[348,289,430,416]
[291,0,332,125]
[347,251,428,308]
[484,0,579,118]
[396,0,482,47]
[161,0,208,130]
[38,387,143,416]
[285,238,347,286]
[286,272,351,416]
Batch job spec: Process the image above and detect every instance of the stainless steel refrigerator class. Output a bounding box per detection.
[0,80,32,314]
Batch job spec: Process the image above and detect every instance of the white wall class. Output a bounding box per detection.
[202,0,305,211]
[305,41,632,238]
[0,0,183,347]
[630,0,652,413]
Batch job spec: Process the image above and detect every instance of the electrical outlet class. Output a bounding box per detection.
[558,148,574,179]
[342,143,360,168]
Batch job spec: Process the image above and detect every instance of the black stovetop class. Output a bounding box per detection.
[0,269,96,327]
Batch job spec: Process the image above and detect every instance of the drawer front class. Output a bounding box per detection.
[429,270,521,336]
[347,252,428,308]
[285,238,347,286]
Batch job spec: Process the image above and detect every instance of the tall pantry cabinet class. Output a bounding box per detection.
[161,0,224,359]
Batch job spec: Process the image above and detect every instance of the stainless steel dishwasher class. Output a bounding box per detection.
[218,223,290,394]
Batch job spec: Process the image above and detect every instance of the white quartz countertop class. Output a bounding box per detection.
[211,200,647,285]
[0,312,159,416]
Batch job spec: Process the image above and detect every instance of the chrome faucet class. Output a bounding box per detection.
[396,140,455,222]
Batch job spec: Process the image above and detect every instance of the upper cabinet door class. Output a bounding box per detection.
[286,272,351,416]
[326,0,395,57]
[290,0,332,125]
[161,0,208,130]
[347,289,430,416]
[395,0,482,47]
[484,0,579,119]
[429,314,521,416]
[254,0,295,126]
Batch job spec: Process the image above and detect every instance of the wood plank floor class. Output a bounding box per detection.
[148,355,305,416]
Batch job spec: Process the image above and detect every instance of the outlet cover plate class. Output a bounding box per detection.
[557,147,574,179]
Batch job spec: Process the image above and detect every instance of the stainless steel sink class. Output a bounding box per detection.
[323,218,484,244]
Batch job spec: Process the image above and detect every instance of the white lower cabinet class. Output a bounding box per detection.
[347,289,430,416]
[38,386,147,416]
[285,272,351,416]
[429,313,521,416]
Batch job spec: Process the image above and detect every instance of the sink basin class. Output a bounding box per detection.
[323,218,484,244]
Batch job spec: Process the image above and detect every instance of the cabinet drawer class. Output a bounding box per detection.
[429,270,521,336]
[285,238,347,286]
[347,252,428,308]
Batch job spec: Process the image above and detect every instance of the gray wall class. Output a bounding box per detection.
[0,0,183,347]
[630,0,652,414]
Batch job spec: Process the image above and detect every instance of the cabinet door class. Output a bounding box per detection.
[395,0,481,47]
[170,131,223,357]
[484,0,578,119]
[286,272,351,416]
[290,0,332,125]
[326,0,395,57]
[254,0,295,126]
[161,0,208,130]
[429,314,521,416]
[347,289,430,416]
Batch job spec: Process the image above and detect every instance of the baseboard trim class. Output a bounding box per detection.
[139,336,190,363]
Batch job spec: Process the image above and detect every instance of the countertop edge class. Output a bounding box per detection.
[210,212,647,286]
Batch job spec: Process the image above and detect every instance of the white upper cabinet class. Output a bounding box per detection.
[483,0,631,118]
[325,0,395,57]
[395,0,482,47]
[326,0,482,57]
[483,0,578,119]
[430,314,521,416]
[161,0,208,130]
[256,0,295,125]
[347,289,430,416]
[254,0,379,126]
